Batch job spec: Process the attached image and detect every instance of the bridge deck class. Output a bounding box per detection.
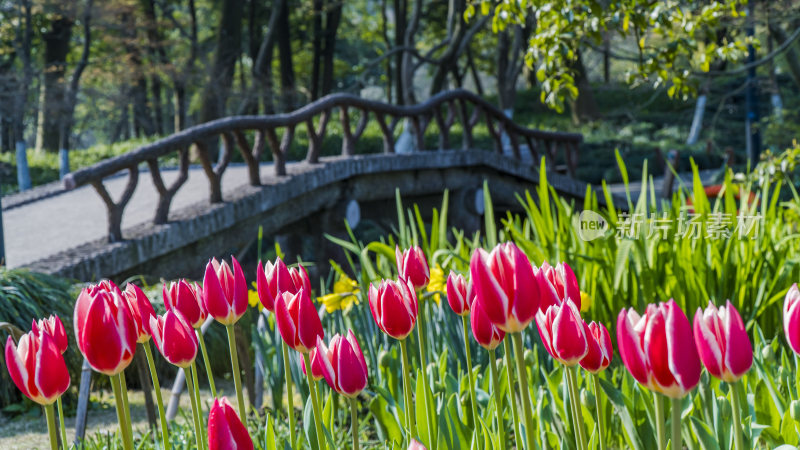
[4,162,274,268]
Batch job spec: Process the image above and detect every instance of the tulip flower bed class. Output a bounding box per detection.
[4,156,800,449]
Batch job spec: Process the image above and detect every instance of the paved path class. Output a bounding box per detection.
[4,163,267,268]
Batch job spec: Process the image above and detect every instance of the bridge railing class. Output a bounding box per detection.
[63,88,582,242]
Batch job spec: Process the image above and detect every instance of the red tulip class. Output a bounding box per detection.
[784,284,800,355]
[470,298,505,350]
[445,272,472,316]
[535,298,588,366]
[74,282,137,376]
[5,329,70,405]
[301,347,325,381]
[274,289,324,353]
[203,257,248,325]
[31,315,68,354]
[694,300,752,382]
[316,330,369,398]
[149,310,198,368]
[256,258,310,312]
[536,261,581,311]
[470,242,539,333]
[207,397,254,450]
[164,279,207,328]
[579,321,612,373]
[617,300,702,398]
[396,245,430,289]
[122,283,157,343]
[368,278,418,340]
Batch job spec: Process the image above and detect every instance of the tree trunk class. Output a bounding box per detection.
[37,17,73,153]
[394,0,406,104]
[310,0,323,100]
[320,0,343,95]
[769,22,800,90]
[173,0,198,131]
[276,2,296,110]
[569,51,599,123]
[253,0,285,114]
[142,0,165,135]
[199,0,244,124]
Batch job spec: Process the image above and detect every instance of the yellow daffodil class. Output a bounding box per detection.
[318,273,360,313]
[248,289,264,311]
[580,291,593,312]
[425,264,445,305]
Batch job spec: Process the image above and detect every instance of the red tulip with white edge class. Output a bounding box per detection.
[784,284,800,355]
[396,245,430,289]
[5,328,70,405]
[149,310,198,368]
[694,300,752,382]
[164,279,207,328]
[617,299,702,398]
[470,242,540,333]
[579,321,613,373]
[537,261,581,311]
[203,257,248,325]
[446,272,472,316]
[256,258,311,312]
[275,289,324,353]
[536,298,588,366]
[301,347,325,381]
[31,315,68,354]
[74,282,138,376]
[470,298,505,351]
[368,278,418,340]
[122,283,157,343]
[316,330,369,398]
[207,397,254,450]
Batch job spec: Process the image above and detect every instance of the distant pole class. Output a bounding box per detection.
[745,1,761,165]
[0,191,4,265]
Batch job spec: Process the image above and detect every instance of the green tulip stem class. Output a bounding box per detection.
[461,315,480,436]
[143,342,170,450]
[120,369,133,442]
[350,397,360,450]
[566,365,587,450]
[511,332,535,450]
[731,381,745,450]
[503,339,523,448]
[591,373,606,450]
[225,323,247,418]
[282,341,297,450]
[654,394,666,450]
[488,348,507,450]
[416,295,436,445]
[183,367,204,450]
[190,361,208,450]
[56,396,67,450]
[196,330,217,398]
[303,352,326,450]
[44,403,58,450]
[111,374,134,450]
[399,338,417,437]
[671,397,682,450]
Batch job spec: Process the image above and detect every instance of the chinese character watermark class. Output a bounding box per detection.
[577,210,763,241]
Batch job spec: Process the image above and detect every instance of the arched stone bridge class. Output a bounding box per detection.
[3,89,622,281]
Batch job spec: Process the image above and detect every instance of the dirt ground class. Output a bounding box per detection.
[0,383,231,450]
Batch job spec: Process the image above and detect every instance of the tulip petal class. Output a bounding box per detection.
[664,300,701,395]
[723,300,753,379]
[5,336,34,401]
[616,309,650,385]
[204,261,232,323]
[34,331,70,401]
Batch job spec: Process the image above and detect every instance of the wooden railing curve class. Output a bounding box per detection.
[63,88,582,242]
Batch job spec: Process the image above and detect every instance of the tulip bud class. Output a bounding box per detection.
[579,321,613,373]
[471,243,540,333]
[784,284,800,354]
[470,299,505,351]
[207,397,254,450]
[74,282,138,376]
[761,346,775,363]
[581,389,594,411]
[164,279,207,328]
[149,310,198,368]
[368,278,418,340]
[617,299,702,398]
[203,257,248,326]
[524,349,535,366]
[693,300,752,382]
[31,315,68,354]
[378,349,392,369]
[445,272,473,316]
[274,289,324,353]
[5,329,70,405]
[122,283,157,343]
[536,261,581,311]
[717,395,731,419]
[396,246,430,290]
[536,298,588,366]
[316,330,369,398]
